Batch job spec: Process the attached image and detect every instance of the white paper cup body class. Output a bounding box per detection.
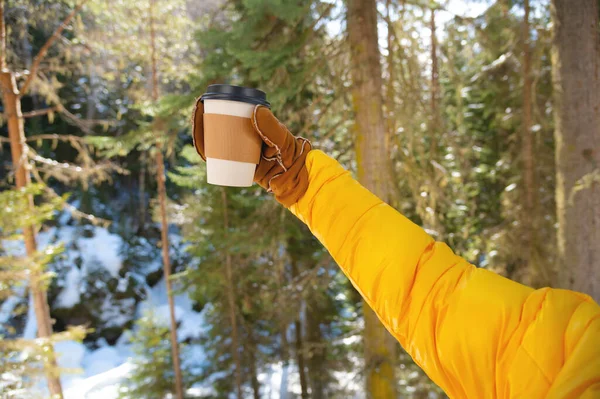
[204,99,257,187]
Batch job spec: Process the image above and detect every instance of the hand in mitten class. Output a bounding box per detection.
[192,100,311,207]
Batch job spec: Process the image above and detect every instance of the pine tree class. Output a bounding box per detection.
[148,0,184,396]
[118,312,190,399]
[172,149,276,396]
[429,2,556,285]
[173,1,352,396]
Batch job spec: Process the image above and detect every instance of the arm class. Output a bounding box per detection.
[192,103,600,398]
[289,150,600,399]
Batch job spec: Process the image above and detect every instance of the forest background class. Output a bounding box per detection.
[1,0,599,398]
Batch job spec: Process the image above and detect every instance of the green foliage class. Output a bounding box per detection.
[438,2,556,283]
[0,0,572,397]
[0,186,87,397]
[118,312,191,399]
[0,185,65,299]
[168,1,360,396]
[0,326,87,399]
[0,185,66,237]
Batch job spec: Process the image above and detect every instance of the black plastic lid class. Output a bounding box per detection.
[200,84,270,108]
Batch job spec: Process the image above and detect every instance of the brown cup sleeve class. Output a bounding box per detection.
[204,113,263,164]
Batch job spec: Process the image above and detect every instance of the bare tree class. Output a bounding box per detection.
[220,188,243,399]
[148,0,184,397]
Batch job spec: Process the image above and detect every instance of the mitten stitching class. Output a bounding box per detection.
[253,105,288,172]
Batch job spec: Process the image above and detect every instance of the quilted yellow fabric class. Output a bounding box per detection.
[289,150,600,399]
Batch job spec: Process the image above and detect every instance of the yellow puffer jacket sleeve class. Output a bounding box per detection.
[289,150,600,399]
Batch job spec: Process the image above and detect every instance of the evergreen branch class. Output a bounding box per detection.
[31,153,86,171]
[58,105,117,135]
[207,0,234,30]
[24,96,116,134]
[29,166,111,227]
[25,134,88,143]
[568,168,600,206]
[0,0,6,70]
[2,326,87,351]
[318,116,349,142]
[22,107,58,119]
[30,151,127,183]
[19,0,90,97]
[305,2,336,40]
[0,270,30,281]
[1,107,63,121]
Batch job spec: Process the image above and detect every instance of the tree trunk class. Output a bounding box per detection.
[251,360,260,399]
[385,0,395,164]
[520,0,540,285]
[86,61,97,121]
[0,64,64,399]
[430,7,439,148]
[427,6,443,235]
[155,148,185,399]
[551,0,600,301]
[276,227,290,370]
[220,188,244,399]
[347,1,397,397]
[138,159,147,229]
[149,1,184,398]
[294,318,309,399]
[247,331,261,399]
[305,304,326,399]
[290,258,309,399]
[0,5,63,390]
[501,0,510,17]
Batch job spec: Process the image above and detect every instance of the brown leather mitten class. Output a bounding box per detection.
[251,105,312,206]
[192,98,206,161]
[192,100,312,207]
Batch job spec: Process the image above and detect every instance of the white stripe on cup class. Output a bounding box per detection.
[204,99,255,118]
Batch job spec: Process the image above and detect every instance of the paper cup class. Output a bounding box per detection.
[201,85,270,187]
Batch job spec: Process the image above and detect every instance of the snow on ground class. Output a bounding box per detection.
[2,224,125,313]
[63,362,134,399]
[138,276,209,341]
[54,274,211,398]
[83,345,124,376]
[3,224,359,398]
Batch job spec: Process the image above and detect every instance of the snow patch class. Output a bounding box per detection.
[64,362,134,399]
[83,346,123,377]
[179,309,207,341]
[56,266,82,308]
[138,276,207,341]
[0,295,21,325]
[55,340,87,388]
[77,227,123,278]
[55,341,87,370]
[23,294,37,340]
[100,296,136,328]
[258,362,302,399]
